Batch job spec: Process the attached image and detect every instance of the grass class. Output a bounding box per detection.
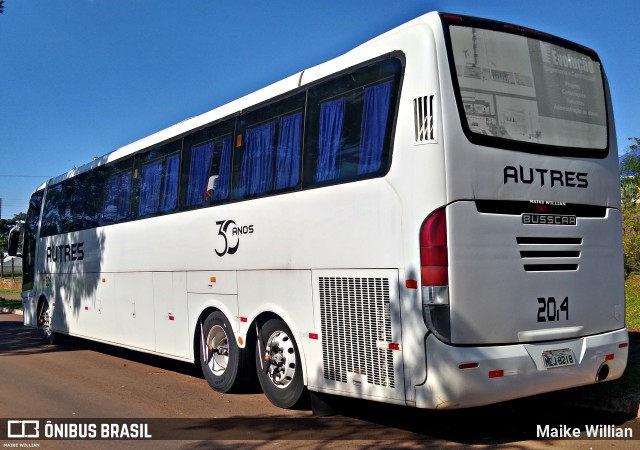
[0,288,20,295]
[0,288,22,311]
[0,299,22,310]
[626,274,640,331]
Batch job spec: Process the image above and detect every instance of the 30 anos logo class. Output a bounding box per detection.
[215,220,254,257]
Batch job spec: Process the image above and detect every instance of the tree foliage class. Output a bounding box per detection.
[0,1,5,15]
[621,137,640,275]
[621,137,640,207]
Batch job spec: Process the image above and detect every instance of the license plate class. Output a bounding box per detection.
[543,349,575,369]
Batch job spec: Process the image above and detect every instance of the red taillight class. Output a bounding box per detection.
[420,208,448,286]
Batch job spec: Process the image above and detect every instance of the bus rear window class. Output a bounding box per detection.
[448,24,607,154]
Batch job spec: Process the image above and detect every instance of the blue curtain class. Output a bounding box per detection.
[139,160,162,216]
[358,81,392,174]
[186,142,214,207]
[118,173,132,220]
[161,153,180,212]
[239,121,275,196]
[102,171,131,223]
[275,112,302,190]
[213,137,232,202]
[316,97,345,182]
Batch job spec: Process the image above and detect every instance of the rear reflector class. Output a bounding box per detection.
[406,279,418,289]
[619,342,629,348]
[488,370,504,378]
[605,354,615,361]
[459,363,479,370]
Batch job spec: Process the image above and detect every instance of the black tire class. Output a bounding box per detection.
[200,311,249,393]
[256,318,307,409]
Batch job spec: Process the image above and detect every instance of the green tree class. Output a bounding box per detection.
[621,137,640,207]
[621,137,640,275]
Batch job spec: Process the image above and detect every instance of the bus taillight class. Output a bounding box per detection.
[420,208,448,285]
[420,208,451,342]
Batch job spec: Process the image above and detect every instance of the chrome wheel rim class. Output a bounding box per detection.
[265,330,297,389]
[206,325,229,376]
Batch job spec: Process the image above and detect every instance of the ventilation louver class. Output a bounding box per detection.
[413,95,437,144]
[516,236,582,272]
[319,277,395,388]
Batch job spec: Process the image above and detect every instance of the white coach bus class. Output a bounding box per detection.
[9,12,628,410]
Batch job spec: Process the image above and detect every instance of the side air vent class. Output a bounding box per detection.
[319,277,395,388]
[413,95,437,144]
[517,237,582,272]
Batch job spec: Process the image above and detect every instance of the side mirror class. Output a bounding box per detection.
[7,224,22,257]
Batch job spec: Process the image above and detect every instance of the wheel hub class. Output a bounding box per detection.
[206,325,229,376]
[264,330,297,389]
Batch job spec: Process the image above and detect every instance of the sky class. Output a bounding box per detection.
[1,0,638,219]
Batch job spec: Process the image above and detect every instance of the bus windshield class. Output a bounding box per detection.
[448,24,607,152]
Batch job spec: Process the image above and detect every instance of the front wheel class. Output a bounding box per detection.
[200,311,250,393]
[256,318,307,409]
[38,299,57,344]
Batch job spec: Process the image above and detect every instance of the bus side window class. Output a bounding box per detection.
[180,120,235,210]
[185,141,214,208]
[133,140,182,218]
[303,58,400,188]
[210,137,233,203]
[235,120,276,198]
[231,93,304,201]
[101,163,133,225]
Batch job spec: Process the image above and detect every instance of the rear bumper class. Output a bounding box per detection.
[415,327,628,409]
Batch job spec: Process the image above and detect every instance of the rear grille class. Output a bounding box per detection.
[319,277,395,388]
[516,237,582,272]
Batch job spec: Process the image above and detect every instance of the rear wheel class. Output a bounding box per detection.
[200,311,249,393]
[256,318,307,409]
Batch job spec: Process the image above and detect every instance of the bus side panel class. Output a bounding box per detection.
[50,274,71,335]
[153,272,190,358]
[306,269,405,404]
[48,273,98,337]
[22,293,38,328]
[94,271,117,342]
[113,272,155,351]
